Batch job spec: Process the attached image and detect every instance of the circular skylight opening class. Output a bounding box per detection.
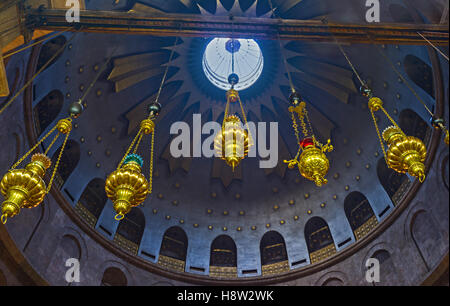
[202,38,264,91]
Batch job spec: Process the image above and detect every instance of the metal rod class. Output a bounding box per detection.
[418,31,449,61]
[25,9,449,45]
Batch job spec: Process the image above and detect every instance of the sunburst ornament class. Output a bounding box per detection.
[108,0,357,186]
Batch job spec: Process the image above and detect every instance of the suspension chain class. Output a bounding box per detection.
[379,105,406,136]
[117,127,144,169]
[11,122,60,169]
[47,130,71,193]
[290,111,302,160]
[238,95,253,146]
[133,132,144,154]
[371,109,387,162]
[149,127,155,194]
[303,106,322,146]
[44,132,60,155]
[297,110,309,138]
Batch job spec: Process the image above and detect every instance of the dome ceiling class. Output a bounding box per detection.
[18,0,441,280]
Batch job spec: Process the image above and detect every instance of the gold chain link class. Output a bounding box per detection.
[238,95,254,146]
[44,132,60,155]
[297,111,309,138]
[223,95,231,130]
[11,123,59,169]
[149,127,155,194]
[371,109,387,162]
[380,105,406,137]
[133,132,144,154]
[117,127,143,170]
[291,112,300,143]
[290,111,303,160]
[303,107,322,146]
[46,130,71,193]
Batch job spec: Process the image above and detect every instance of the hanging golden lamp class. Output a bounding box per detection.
[0,47,116,224]
[362,86,427,182]
[373,43,449,147]
[0,103,82,224]
[332,36,428,183]
[214,73,252,171]
[105,35,179,220]
[283,91,333,187]
[105,103,160,221]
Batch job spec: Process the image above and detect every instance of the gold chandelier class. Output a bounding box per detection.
[333,36,428,183]
[105,35,179,220]
[0,108,80,224]
[363,87,427,182]
[105,108,158,220]
[214,74,253,171]
[0,43,116,224]
[284,91,333,187]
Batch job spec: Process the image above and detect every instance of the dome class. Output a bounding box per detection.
[0,0,448,287]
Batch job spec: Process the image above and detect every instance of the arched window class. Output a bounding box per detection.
[36,35,67,73]
[305,217,336,264]
[158,226,188,272]
[344,192,378,240]
[46,234,82,285]
[377,158,409,205]
[75,178,107,227]
[52,140,80,190]
[399,109,430,142]
[410,210,444,270]
[404,55,434,98]
[101,267,127,286]
[260,231,289,275]
[209,235,237,278]
[322,277,344,286]
[114,208,145,255]
[33,90,63,136]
